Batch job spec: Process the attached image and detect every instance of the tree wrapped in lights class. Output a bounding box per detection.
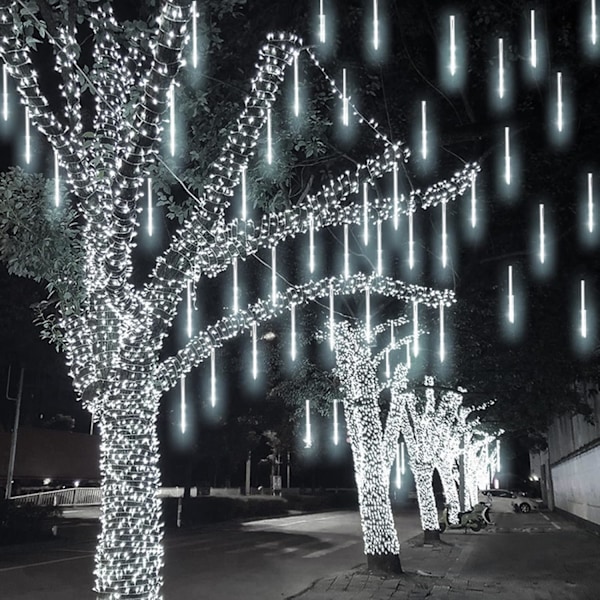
[0,1,478,596]
[463,427,499,509]
[393,375,464,542]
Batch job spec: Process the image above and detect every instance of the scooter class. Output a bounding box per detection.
[438,504,484,533]
[470,501,493,527]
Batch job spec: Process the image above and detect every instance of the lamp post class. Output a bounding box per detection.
[5,366,24,499]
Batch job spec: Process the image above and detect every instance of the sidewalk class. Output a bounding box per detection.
[291,511,600,600]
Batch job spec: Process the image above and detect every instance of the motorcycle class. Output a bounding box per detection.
[470,501,493,527]
[438,504,485,533]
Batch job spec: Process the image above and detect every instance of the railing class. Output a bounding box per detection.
[10,487,102,506]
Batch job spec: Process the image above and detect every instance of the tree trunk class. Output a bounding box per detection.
[437,464,460,524]
[346,402,402,574]
[413,463,440,541]
[94,389,163,599]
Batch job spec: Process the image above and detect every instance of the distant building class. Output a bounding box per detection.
[530,380,600,531]
[0,428,100,493]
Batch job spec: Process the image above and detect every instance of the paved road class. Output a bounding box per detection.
[0,509,423,599]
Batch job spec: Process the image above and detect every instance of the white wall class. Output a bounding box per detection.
[552,444,600,526]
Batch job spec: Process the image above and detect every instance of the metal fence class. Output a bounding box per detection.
[10,487,102,506]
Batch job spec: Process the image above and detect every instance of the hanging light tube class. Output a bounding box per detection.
[449,15,457,76]
[343,223,350,278]
[233,257,239,313]
[408,210,415,270]
[588,173,594,233]
[593,0,598,46]
[393,161,399,230]
[147,177,153,236]
[342,69,349,126]
[412,300,419,357]
[267,107,273,164]
[252,322,258,380]
[333,400,339,445]
[304,399,312,448]
[365,287,371,343]
[530,10,537,68]
[421,100,427,160]
[363,182,369,246]
[319,0,326,44]
[439,303,446,362]
[186,280,193,338]
[395,443,402,489]
[498,38,505,99]
[271,246,277,306]
[169,82,176,157]
[557,72,563,132]
[373,0,379,51]
[385,348,391,379]
[2,64,7,121]
[441,201,448,268]
[293,53,300,117]
[309,213,315,273]
[470,171,477,228]
[504,126,511,185]
[180,375,186,434]
[376,220,383,275]
[508,265,515,324]
[210,348,217,407]
[54,149,60,208]
[581,280,588,338]
[192,1,198,68]
[496,439,501,472]
[401,441,406,474]
[406,339,412,368]
[25,105,30,164]
[539,204,546,264]
[329,283,335,350]
[241,165,248,221]
[290,304,297,361]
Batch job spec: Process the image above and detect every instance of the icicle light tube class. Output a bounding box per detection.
[508,265,515,324]
[449,15,456,76]
[581,280,588,338]
[557,72,563,132]
[589,173,594,233]
[530,10,537,68]
[147,178,153,237]
[498,38,505,99]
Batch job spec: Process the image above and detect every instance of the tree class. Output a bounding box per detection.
[0,2,477,596]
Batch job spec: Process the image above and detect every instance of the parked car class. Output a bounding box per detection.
[478,489,540,513]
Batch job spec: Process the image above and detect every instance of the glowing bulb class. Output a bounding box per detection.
[252,322,258,380]
[2,64,7,121]
[180,375,186,434]
[309,213,315,273]
[373,0,379,51]
[210,348,217,407]
[393,161,399,230]
[441,201,448,268]
[588,173,594,233]
[408,210,415,270]
[290,304,297,361]
[319,0,326,44]
[293,53,300,117]
[363,182,369,246]
[508,265,515,324]
[147,178,153,236]
[365,287,371,343]
[470,171,477,228]
[556,72,563,132]
[421,100,427,160]
[539,203,545,264]
[376,220,383,275]
[53,149,60,208]
[304,399,312,448]
[439,302,446,362]
[186,280,193,338]
[232,257,239,313]
[581,279,588,338]
[191,1,198,68]
[412,300,419,357]
[25,106,30,164]
[343,223,350,277]
[271,246,277,306]
[329,283,335,350]
[504,126,511,185]
[342,68,349,126]
[530,10,537,68]
[267,107,273,164]
[241,165,248,221]
[333,400,339,445]
[449,15,456,76]
[498,38,505,99]
[169,82,175,157]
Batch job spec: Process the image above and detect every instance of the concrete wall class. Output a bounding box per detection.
[551,444,600,526]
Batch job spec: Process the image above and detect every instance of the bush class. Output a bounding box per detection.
[0,501,62,544]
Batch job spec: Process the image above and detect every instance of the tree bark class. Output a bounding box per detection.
[94,389,163,599]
